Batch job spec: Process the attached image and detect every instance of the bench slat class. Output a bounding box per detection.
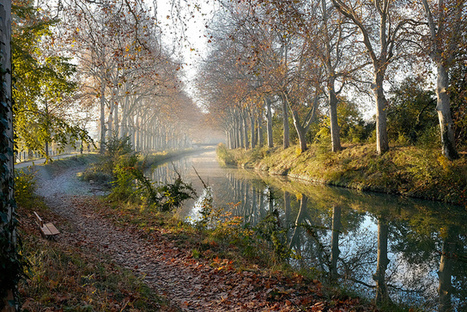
[44,222,60,236]
[34,211,60,237]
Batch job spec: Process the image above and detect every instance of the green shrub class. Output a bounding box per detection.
[15,168,37,209]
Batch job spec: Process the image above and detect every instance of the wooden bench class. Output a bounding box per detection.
[33,211,60,238]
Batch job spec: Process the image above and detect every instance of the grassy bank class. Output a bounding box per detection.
[217,143,467,206]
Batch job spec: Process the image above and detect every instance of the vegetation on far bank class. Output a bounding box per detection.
[217,142,467,206]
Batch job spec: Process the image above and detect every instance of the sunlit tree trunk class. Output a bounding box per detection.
[266,98,273,148]
[421,0,460,160]
[0,1,17,310]
[250,111,256,149]
[99,83,106,154]
[332,0,398,155]
[257,112,263,147]
[328,83,341,152]
[282,97,290,149]
[292,110,308,153]
[374,72,389,155]
[243,111,249,150]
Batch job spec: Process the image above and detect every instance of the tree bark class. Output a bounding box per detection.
[250,111,256,149]
[329,83,342,152]
[257,112,263,147]
[374,73,389,154]
[0,1,17,310]
[99,83,106,154]
[292,110,308,153]
[266,98,274,148]
[436,64,459,160]
[282,97,290,149]
[243,111,249,150]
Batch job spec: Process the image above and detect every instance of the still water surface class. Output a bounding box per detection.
[147,149,467,311]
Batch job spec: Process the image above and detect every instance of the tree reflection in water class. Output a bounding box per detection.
[146,152,467,311]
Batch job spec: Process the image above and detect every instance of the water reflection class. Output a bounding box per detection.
[147,150,467,311]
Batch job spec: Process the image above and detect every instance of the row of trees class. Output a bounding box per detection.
[197,0,466,160]
[13,0,205,159]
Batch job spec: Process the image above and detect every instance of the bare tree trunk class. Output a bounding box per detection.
[243,111,249,150]
[257,112,263,147]
[99,84,106,154]
[250,112,256,149]
[282,98,290,149]
[436,64,458,160]
[266,98,273,148]
[292,111,308,153]
[374,73,389,154]
[329,84,341,152]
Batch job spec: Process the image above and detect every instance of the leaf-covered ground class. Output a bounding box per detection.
[18,164,378,311]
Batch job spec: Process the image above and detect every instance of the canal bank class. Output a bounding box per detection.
[217,143,467,206]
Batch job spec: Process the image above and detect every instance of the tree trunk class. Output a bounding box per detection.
[238,113,244,148]
[282,98,290,149]
[250,112,256,149]
[243,112,249,150]
[257,113,263,147]
[0,2,17,310]
[291,110,307,153]
[329,83,341,152]
[436,64,459,160]
[266,99,273,148]
[99,83,106,154]
[374,73,389,155]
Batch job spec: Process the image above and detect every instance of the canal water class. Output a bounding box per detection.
[147,149,467,311]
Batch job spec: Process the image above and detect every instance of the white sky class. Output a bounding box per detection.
[151,0,215,100]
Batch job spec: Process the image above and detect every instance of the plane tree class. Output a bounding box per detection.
[419,0,466,160]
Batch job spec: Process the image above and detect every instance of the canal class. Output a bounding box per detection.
[147,149,467,311]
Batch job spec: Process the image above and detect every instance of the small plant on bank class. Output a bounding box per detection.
[109,154,197,212]
[216,143,236,166]
[81,135,134,184]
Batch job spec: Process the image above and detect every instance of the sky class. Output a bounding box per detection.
[151,0,215,101]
